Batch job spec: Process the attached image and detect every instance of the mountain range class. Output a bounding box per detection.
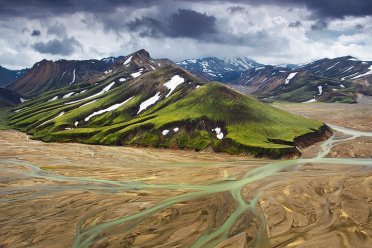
[231,56,372,103]
[2,52,372,109]
[7,50,330,158]
[0,66,25,86]
[176,57,263,83]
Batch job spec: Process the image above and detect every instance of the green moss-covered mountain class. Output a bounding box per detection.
[9,51,330,158]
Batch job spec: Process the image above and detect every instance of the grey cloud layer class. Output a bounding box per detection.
[0,0,371,20]
[126,9,217,39]
[32,37,82,55]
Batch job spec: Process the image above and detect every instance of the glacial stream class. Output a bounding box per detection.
[1,125,372,247]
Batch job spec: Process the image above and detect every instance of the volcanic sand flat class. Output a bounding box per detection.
[1,102,372,247]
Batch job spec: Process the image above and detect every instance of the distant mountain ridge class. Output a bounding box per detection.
[231,56,372,103]
[6,59,110,97]
[6,50,176,97]
[300,56,372,83]
[177,56,264,83]
[0,88,25,108]
[0,66,25,86]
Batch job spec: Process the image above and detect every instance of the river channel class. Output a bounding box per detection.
[1,120,372,247]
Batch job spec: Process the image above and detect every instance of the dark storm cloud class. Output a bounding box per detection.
[126,17,164,38]
[311,20,328,30]
[288,21,302,28]
[302,0,372,19]
[32,37,82,55]
[126,9,217,39]
[0,0,161,20]
[31,30,41,36]
[183,0,372,19]
[1,0,371,21]
[47,22,67,37]
[168,9,217,38]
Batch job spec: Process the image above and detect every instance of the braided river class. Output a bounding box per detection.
[1,103,372,247]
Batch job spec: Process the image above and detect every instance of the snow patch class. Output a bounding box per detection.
[303,99,317,103]
[39,112,65,126]
[196,85,201,88]
[124,56,133,66]
[325,62,340,71]
[80,99,99,108]
[255,67,265,71]
[63,92,75,98]
[162,130,169,135]
[285,72,298,84]
[14,108,24,113]
[20,98,28,103]
[137,92,162,114]
[69,69,76,85]
[131,71,142,78]
[64,82,115,105]
[84,97,133,121]
[260,78,267,84]
[60,71,66,80]
[343,66,354,72]
[164,75,185,98]
[318,86,323,95]
[173,127,179,132]
[352,65,372,79]
[340,84,345,88]
[119,78,126,82]
[212,127,224,140]
[48,96,58,101]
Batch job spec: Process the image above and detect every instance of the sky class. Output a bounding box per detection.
[1,0,372,69]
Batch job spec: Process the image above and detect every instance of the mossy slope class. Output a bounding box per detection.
[9,65,329,158]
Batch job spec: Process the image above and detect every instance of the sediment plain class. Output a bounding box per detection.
[1,101,372,248]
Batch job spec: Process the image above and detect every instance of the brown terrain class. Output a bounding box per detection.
[0,100,371,248]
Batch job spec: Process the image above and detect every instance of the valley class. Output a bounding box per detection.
[1,102,371,248]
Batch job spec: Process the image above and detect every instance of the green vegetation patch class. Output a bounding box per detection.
[0,109,12,130]
[9,66,327,158]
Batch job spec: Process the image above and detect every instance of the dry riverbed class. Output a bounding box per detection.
[1,102,372,248]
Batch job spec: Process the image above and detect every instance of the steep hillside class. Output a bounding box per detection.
[301,56,372,83]
[0,66,25,86]
[0,88,25,108]
[232,63,372,103]
[6,59,110,97]
[9,57,329,158]
[6,49,175,98]
[177,56,263,83]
